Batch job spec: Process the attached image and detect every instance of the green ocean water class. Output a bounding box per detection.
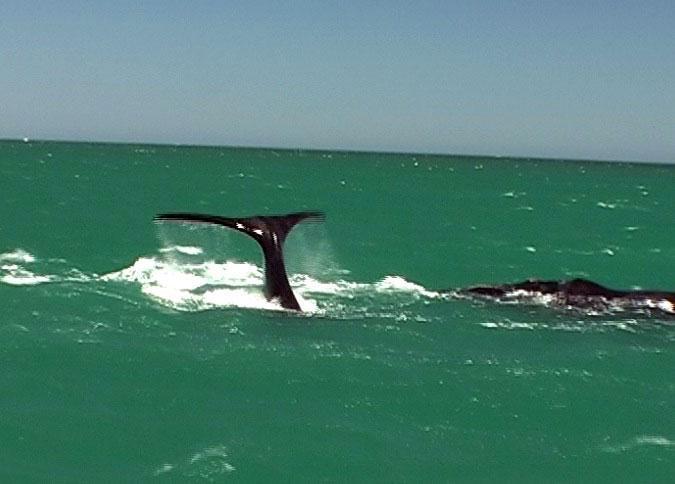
[1,139,674,482]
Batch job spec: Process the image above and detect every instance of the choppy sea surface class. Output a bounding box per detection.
[1,140,674,482]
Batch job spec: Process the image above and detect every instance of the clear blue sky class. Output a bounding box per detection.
[2,1,674,162]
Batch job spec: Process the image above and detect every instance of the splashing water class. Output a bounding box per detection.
[0,248,441,317]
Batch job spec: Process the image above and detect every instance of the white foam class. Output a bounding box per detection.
[375,275,440,298]
[143,284,311,312]
[657,300,674,313]
[0,249,94,286]
[480,320,536,330]
[153,464,174,476]
[0,265,53,285]
[0,247,439,314]
[159,245,204,255]
[102,258,263,289]
[291,274,367,294]
[603,435,675,453]
[503,290,557,305]
[102,257,327,312]
[634,435,675,447]
[0,249,36,263]
[644,298,675,314]
[154,444,235,480]
[101,257,435,313]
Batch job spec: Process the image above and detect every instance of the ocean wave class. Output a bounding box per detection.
[158,245,204,255]
[0,264,54,285]
[602,435,675,453]
[0,249,93,286]
[0,248,36,263]
[374,275,441,298]
[0,249,52,285]
[153,444,235,479]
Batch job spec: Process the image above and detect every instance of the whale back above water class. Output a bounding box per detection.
[464,278,675,314]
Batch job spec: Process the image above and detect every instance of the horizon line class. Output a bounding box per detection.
[1,136,672,167]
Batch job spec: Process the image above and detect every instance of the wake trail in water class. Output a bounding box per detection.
[0,248,441,317]
[0,249,91,286]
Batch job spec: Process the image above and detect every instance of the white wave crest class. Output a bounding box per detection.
[375,275,441,298]
[634,435,675,447]
[159,245,204,255]
[0,249,52,285]
[602,435,675,453]
[0,249,36,264]
[0,264,53,285]
[0,248,94,286]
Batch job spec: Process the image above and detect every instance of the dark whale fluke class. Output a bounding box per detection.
[463,278,675,314]
[154,211,325,311]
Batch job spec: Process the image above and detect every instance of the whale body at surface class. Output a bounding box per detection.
[463,278,675,314]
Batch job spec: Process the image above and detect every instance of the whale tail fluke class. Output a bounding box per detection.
[154,211,325,311]
[153,211,324,242]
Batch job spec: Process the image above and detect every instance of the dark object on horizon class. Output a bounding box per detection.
[154,211,325,311]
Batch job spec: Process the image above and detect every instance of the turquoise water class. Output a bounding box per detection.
[1,140,674,482]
